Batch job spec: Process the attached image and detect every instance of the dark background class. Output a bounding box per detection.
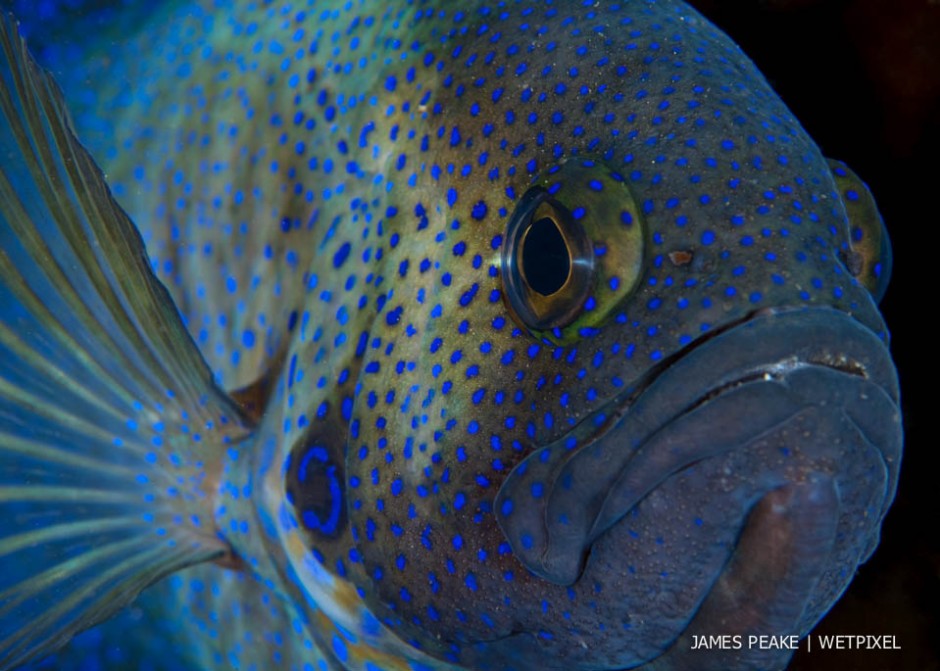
[688,1,939,669]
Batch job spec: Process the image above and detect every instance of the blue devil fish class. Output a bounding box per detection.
[0,1,901,669]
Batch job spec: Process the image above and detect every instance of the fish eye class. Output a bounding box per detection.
[503,187,595,331]
[501,159,646,342]
[827,159,893,303]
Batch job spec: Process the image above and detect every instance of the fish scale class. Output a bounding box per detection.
[0,0,900,670]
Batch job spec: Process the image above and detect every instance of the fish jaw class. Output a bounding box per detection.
[489,306,901,669]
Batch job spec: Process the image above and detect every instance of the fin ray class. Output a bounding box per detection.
[0,517,139,558]
[0,15,253,669]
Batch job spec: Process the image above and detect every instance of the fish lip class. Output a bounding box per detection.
[573,306,877,444]
[494,305,901,587]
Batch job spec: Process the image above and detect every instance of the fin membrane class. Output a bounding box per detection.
[0,15,251,669]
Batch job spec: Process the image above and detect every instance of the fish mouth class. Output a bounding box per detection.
[492,305,902,669]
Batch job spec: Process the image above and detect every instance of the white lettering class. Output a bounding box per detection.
[816,635,901,650]
[747,634,800,650]
[691,634,742,650]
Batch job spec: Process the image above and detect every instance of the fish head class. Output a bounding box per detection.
[280,2,901,669]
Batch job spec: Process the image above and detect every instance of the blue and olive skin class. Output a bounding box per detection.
[6,0,900,670]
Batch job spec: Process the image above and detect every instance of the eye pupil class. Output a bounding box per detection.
[523,216,570,296]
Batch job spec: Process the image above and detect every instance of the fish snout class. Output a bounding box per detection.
[493,307,902,670]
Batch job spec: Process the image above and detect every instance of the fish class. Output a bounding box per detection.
[0,1,902,670]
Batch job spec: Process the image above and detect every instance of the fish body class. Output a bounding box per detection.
[0,2,900,671]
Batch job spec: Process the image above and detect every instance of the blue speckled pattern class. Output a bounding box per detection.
[1,1,901,670]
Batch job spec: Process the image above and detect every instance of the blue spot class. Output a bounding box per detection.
[331,635,348,662]
[333,242,351,268]
[465,573,479,591]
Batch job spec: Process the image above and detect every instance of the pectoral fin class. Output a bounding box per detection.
[0,16,251,669]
